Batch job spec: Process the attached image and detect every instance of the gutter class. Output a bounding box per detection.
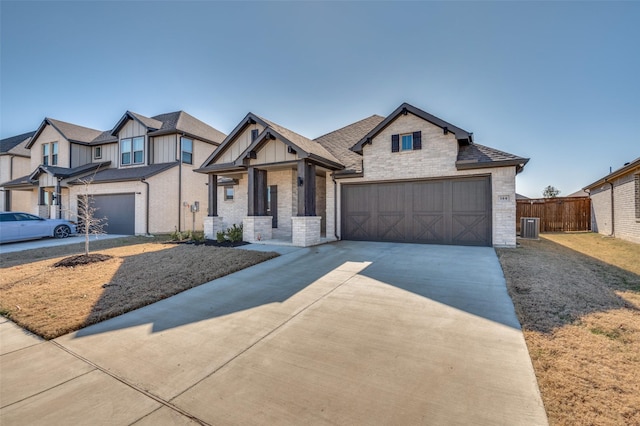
[141,178,150,235]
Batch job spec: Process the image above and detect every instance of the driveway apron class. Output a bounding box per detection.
[0,241,547,425]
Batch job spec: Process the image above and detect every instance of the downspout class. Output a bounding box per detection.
[607,179,615,237]
[332,174,339,240]
[141,177,150,235]
[9,155,14,179]
[178,134,183,232]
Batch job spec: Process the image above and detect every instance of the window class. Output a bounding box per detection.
[392,131,422,152]
[95,146,102,159]
[224,186,234,201]
[401,134,413,151]
[181,137,193,165]
[251,129,259,142]
[51,142,58,165]
[42,144,50,165]
[121,136,144,165]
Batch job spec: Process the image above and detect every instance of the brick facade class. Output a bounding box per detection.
[336,114,519,247]
[589,172,640,244]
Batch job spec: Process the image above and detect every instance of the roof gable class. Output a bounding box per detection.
[111,111,163,136]
[150,111,226,145]
[351,103,472,154]
[27,118,103,148]
[199,113,343,171]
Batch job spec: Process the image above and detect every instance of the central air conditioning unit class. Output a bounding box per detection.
[520,217,540,239]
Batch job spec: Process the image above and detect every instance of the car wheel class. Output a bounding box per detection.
[54,225,71,239]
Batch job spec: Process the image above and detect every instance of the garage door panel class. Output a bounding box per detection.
[90,194,135,235]
[412,214,446,243]
[452,214,490,246]
[342,176,491,246]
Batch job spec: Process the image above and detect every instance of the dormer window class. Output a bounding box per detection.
[121,136,144,165]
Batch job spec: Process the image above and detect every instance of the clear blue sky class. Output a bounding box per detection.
[1,1,638,197]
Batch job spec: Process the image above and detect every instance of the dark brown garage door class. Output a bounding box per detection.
[341,176,492,246]
[89,193,135,235]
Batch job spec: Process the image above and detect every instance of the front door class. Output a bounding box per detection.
[267,185,278,228]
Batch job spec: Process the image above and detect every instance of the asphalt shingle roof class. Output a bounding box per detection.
[314,115,385,173]
[456,143,529,166]
[151,111,226,144]
[0,131,34,156]
[47,118,104,144]
[79,162,178,183]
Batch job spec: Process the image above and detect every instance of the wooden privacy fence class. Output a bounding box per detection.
[516,197,591,232]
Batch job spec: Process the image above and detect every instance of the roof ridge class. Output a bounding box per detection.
[314,115,384,141]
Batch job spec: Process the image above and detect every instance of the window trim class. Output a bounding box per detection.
[181,137,193,165]
[120,136,145,166]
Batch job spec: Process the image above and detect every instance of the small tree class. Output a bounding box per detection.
[542,185,561,198]
[76,175,107,256]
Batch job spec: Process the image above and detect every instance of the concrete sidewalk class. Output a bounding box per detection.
[0,234,128,254]
[0,241,547,425]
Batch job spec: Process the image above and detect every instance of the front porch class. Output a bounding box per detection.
[203,160,336,248]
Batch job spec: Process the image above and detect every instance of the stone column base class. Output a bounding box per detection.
[243,216,273,242]
[292,216,322,247]
[204,216,225,241]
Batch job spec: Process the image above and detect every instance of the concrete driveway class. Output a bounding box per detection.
[0,241,547,425]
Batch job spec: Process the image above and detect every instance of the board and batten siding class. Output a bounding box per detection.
[152,135,177,164]
[94,143,118,167]
[249,138,297,165]
[117,119,148,167]
[71,144,92,168]
[216,124,264,164]
[338,113,518,247]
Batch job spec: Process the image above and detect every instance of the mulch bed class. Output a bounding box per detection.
[53,254,113,268]
[166,240,250,248]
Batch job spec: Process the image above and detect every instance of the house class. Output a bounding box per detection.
[583,158,640,244]
[197,103,529,247]
[0,111,226,234]
[0,131,35,212]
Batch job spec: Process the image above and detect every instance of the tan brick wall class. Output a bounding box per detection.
[217,174,248,230]
[335,114,519,247]
[590,173,640,244]
[292,216,321,247]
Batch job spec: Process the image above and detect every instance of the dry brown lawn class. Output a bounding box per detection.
[497,233,640,425]
[0,237,278,339]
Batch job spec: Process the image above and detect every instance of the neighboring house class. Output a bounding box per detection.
[197,103,529,247]
[0,111,225,234]
[566,189,589,198]
[0,131,35,212]
[516,193,530,200]
[584,158,640,244]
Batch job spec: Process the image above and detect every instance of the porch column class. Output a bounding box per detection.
[208,174,217,216]
[55,179,62,219]
[297,160,316,216]
[248,167,268,216]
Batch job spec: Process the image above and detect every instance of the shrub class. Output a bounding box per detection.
[216,231,226,243]
[170,227,183,241]
[226,224,243,243]
[191,231,205,243]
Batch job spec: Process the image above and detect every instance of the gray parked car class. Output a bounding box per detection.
[0,212,76,244]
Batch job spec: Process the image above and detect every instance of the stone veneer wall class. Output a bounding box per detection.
[292,216,322,247]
